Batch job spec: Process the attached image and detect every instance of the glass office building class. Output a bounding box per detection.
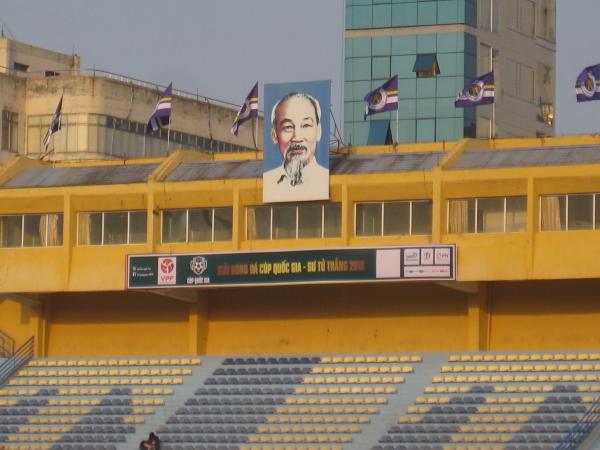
[344,0,555,145]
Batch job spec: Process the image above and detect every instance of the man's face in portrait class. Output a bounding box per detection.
[271,95,322,169]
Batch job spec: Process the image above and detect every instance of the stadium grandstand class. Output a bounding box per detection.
[2,134,600,449]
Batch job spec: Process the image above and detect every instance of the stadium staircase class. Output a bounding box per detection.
[0,353,599,450]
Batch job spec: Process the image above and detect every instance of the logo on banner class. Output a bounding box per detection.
[421,248,434,265]
[467,80,485,102]
[582,73,597,99]
[435,248,451,265]
[404,248,420,265]
[158,257,176,285]
[190,256,208,275]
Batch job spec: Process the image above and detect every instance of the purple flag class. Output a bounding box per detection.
[455,72,494,108]
[575,64,600,102]
[43,95,63,150]
[147,83,173,132]
[364,75,398,120]
[231,82,259,136]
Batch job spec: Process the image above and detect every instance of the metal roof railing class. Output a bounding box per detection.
[83,68,247,111]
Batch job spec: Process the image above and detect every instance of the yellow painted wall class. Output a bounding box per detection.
[3,139,600,356]
[44,292,190,356]
[489,280,600,350]
[0,297,41,349]
[447,234,529,281]
[206,282,468,354]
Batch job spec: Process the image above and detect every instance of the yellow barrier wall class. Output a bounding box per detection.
[206,282,468,354]
[490,280,600,350]
[0,297,42,350]
[44,292,190,356]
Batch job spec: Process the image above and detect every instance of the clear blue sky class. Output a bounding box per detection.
[0,0,597,136]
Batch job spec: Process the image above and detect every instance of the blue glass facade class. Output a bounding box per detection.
[344,0,478,145]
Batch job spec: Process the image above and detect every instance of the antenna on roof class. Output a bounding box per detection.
[0,17,15,39]
[329,106,345,152]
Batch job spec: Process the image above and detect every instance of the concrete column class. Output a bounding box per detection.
[467,282,491,351]
[431,168,443,242]
[232,187,241,250]
[526,177,536,277]
[38,297,50,357]
[341,183,350,245]
[147,189,160,253]
[62,193,72,289]
[188,292,209,355]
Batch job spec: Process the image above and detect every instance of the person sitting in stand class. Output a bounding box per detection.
[139,432,160,450]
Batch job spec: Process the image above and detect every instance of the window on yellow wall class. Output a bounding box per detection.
[162,209,187,243]
[272,205,296,240]
[78,211,146,245]
[568,194,593,230]
[477,197,504,233]
[162,207,232,243]
[506,196,527,232]
[448,196,526,234]
[355,200,432,237]
[298,204,323,239]
[0,213,63,248]
[2,110,18,153]
[540,193,599,232]
[412,201,433,235]
[189,209,213,242]
[324,204,342,238]
[356,203,382,236]
[247,203,341,241]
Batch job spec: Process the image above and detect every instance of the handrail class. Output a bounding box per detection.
[0,336,34,387]
[83,68,242,110]
[0,329,15,357]
[556,395,600,449]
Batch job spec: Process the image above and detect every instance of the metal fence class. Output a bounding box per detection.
[0,329,15,357]
[556,396,600,449]
[0,336,34,387]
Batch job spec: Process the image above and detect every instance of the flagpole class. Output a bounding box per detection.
[490,50,495,138]
[395,108,399,144]
[253,116,258,149]
[167,116,171,154]
[490,0,495,139]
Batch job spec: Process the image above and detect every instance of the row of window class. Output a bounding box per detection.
[1,110,18,153]
[345,0,554,43]
[2,194,599,248]
[247,204,341,241]
[26,113,253,158]
[0,214,63,248]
